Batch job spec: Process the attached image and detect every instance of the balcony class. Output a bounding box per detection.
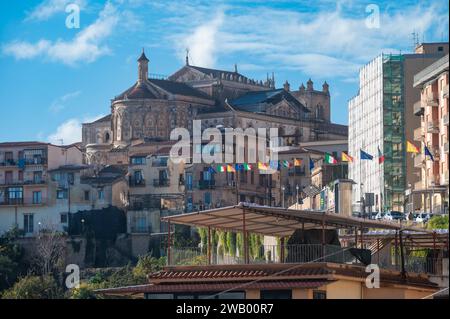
[414,154,424,168]
[129,178,146,187]
[0,198,47,206]
[413,127,424,141]
[24,157,47,165]
[288,167,306,176]
[426,91,438,106]
[0,159,16,167]
[444,142,449,154]
[153,179,170,187]
[426,120,439,133]
[413,101,424,116]
[198,179,215,190]
[0,179,46,186]
[443,113,449,127]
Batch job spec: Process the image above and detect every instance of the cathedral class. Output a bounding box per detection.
[81,50,346,166]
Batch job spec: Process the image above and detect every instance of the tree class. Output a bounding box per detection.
[0,227,25,291]
[1,275,63,299]
[427,215,449,230]
[133,255,166,280]
[33,228,65,276]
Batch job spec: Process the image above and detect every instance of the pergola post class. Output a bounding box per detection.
[280,237,285,263]
[243,209,249,264]
[321,216,325,259]
[394,231,399,267]
[167,219,171,265]
[208,226,212,265]
[399,230,406,280]
[377,239,380,264]
[354,227,358,248]
[360,224,364,249]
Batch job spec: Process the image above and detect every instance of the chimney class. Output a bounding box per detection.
[299,83,305,93]
[137,49,149,83]
[283,80,290,92]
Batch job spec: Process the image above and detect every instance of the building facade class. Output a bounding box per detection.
[348,43,449,212]
[413,54,449,213]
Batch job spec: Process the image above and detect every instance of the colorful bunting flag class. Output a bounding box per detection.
[258,162,268,170]
[217,165,226,173]
[324,153,337,164]
[226,164,236,173]
[341,152,353,163]
[282,160,292,168]
[424,146,434,161]
[360,149,373,160]
[377,146,385,164]
[309,158,314,170]
[269,160,279,170]
[406,141,419,153]
[294,158,302,166]
[243,163,253,171]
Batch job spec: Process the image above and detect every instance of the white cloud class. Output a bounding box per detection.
[49,90,81,113]
[26,0,86,21]
[3,2,119,65]
[47,115,104,145]
[180,11,224,67]
[165,2,448,78]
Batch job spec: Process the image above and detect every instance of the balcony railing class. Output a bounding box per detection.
[0,179,46,186]
[130,225,152,234]
[413,127,424,141]
[426,91,438,106]
[198,180,215,189]
[413,101,424,116]
[427,121,439,133]
[153,179,170,187]
[288,167,306,176]
[168,244,351,266]
[129,178,146,187]
[0,159,16,166]
[0,198,47,206]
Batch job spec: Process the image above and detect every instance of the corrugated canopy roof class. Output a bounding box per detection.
[162,203,430,237]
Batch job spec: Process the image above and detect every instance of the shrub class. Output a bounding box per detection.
[1,275,63,299]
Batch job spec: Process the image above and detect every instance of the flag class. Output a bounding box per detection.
[234,163,244,171]
[207,166,216,174]
[227,164,236,172]
[294,158,302,166]
[216,165,226,173]
[424,146,434,161]
[341,152,353,163]
[406,141,419,153]
[243,163,253,171]
[258,162,268,170]
[360,149,373,160]
[281,160,291,168]
[377,147,385,164]
[269,160,279,170]
[309,158,314,170]
[324,153,337,164]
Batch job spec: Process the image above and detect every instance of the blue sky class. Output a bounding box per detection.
[0,0,448,144]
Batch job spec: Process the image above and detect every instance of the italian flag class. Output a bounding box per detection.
[217,165,226,172]
[325,153,337,164]
[243,163,252,171]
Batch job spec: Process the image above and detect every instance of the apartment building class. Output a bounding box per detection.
[348,43,449,212]
[0,142,83,235]
[413,54,449,213]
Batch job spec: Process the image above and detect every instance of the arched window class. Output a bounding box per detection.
[104,132,110,143]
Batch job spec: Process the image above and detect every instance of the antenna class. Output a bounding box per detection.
[185,48,190,66]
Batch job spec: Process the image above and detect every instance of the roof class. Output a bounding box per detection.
[149,79,213,100]
[162,203,431,237]
[95,262,437,296]
[137,51,149,62]
[91,114,111,124]
[0,141,49,148]
[189,65,245,79]
[48,164,90,172]
[114,82,158,100]
[228,89,309,113]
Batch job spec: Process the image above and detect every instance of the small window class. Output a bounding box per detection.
[84,190,90,201]
[32,191,42,204]
[98,189,104,200]
[438,46,443,52]
[60,213,68,224]
[57,189,67,199]
[23,214,34,234]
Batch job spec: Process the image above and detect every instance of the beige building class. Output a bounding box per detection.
[413,54,449,213]
[0,142,83,235]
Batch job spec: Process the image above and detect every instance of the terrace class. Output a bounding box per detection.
[162,204,448,277]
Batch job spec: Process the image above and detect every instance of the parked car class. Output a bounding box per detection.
[415,213,431,223]
[389,211,406,221]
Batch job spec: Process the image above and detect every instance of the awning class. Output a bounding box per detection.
[161,203,430,237]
